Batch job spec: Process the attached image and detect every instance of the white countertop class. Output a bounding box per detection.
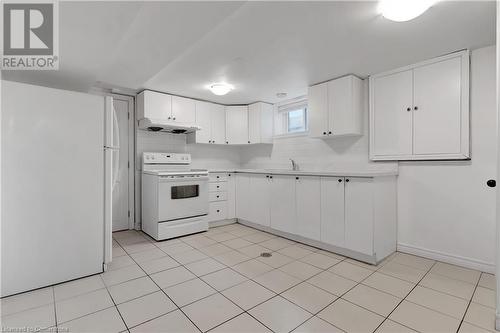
[208,168,398,177]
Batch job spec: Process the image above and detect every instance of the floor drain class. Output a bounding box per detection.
[260,252,272,258]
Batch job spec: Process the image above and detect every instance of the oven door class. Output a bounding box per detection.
[158,175,209,222]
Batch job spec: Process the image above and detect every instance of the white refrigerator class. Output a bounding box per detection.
[1,81,116,297]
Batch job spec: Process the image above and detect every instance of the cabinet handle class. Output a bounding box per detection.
[173,117,176,120]
[208,140,212,143]
[270,176,273,179]
[217,195,220,198]
[228,174,231,177]
[414,106,418,110]
[248,141,251,144]
[406,107,411,112]
[217,186,220,188]
[168,116,171,120]
[487,179,496,187]
[328,131,332,135]
[345,178,350,182]
[266,175,269,178]
[323,131,327,135]
[217,176,219,178]
[338,179,342,183]
[296,177,299,180]
[226,141,229,144]
[217,209,220,213]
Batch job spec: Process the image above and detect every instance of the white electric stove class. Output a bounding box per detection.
[141,152,209,240]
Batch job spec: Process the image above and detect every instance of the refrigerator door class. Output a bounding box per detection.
[2,81,106,296]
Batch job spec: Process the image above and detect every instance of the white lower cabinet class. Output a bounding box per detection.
[247,174,270,227]
[270,175,296,234]
[344,177,373,256]
[320,177,345,247]
[234,172,397,264]
[295,176,321,241]
[206,172,236,224]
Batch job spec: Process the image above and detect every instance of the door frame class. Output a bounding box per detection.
[111,93,136,230]
[496,1,500,330]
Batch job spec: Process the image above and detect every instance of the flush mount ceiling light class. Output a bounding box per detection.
[208,83,234,96]
[379,0,436,22]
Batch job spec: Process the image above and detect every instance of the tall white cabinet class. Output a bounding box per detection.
[248,102,274,144]
[308,75,364,138]
[370,50,470,160]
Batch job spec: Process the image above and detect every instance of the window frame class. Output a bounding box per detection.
[274,96,309,138]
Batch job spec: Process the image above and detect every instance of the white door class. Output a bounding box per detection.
[248,103,261,144]
[371,70,413,157]
[344,177,373,256]
[248,173,271,226]
[226,106,249,144]
[320,177,345,247]
[413,57,462,155]
[195,101,212,144]
[308,82,329,138]
[211,104,226,145]
[296,176,321,241]
[270,175,296,234]
[172,96,196,124]
[112,99,130,232]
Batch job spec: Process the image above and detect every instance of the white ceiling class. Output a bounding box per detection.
[3,1,495,104]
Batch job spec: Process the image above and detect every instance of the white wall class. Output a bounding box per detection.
[397,46,497,273]
[240,81,398,173]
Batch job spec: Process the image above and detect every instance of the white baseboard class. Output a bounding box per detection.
[397,243,495,274]
[208,218,237,228]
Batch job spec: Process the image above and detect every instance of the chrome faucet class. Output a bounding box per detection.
[290,158,299,171]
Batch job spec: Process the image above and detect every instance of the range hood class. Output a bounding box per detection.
[138,118,201,134]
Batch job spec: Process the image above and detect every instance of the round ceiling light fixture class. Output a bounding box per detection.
[379,0,436,22]
[208,82,234,96]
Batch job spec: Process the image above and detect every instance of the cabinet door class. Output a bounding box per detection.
[140,91,172,122]
[296,176,321,241]
[307,83,329,138]
[248,174,270,226]
[344,177,373,256]
[172,96,195,124]
[320,177,345,247]
[413,57,462,155]
[260,103,274,143]
[194,101,212,143]
[235,174,250,221]
[211,104,226,145]
[226,173,236,219]
[270,175,296,234]
[329,75,363,136]
[248,103,261,144]
[371,70,413,157]
[225,106,249,144]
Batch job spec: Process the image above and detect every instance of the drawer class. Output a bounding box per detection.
[209,182,227,192]
[208,202,227,221]
[209,191,227,202]
[209,173,228,182]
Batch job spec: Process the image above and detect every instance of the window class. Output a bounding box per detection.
[275,98,308,136]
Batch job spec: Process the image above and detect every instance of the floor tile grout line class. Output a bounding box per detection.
[455,271,482,333]
[120,244,205,333]
[373,260,439,333]
[100,274,130,332]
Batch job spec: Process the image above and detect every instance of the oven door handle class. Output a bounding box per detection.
[159,176,209,182]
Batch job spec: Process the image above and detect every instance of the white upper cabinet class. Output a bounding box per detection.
[192,100,211,144]
[171,96,196,124]
[308,75,364,138]
[225,106,249,145]
[137,90,196,125]
[137,90,172,123]
[211,104,226,145]
[370,50,470,160]
[189,101,226,144]
[248,102,274,144]
[370,70,413,157]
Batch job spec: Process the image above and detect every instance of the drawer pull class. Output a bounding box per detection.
[216,209,220,213]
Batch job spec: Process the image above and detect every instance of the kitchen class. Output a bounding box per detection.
[1,1,498,332]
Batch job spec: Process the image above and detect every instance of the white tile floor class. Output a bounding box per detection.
[1,223,497,333]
